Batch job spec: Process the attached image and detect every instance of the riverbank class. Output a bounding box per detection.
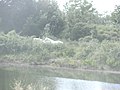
[0,62,120,75]
[1,31,120,71]
[1,62,120,90]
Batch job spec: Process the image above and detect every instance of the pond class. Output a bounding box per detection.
[0,65,120,90]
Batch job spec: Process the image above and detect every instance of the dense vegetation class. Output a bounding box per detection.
[0,0,120,40]
[0,31,120,70]
[0,0,120,70]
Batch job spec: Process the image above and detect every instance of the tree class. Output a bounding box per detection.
[71,23,93,40]
[62,0,99,40]
[0,0,65,38]
[64,0,98,26]
[22,0,65,38]
[111,5,120,24]
[0,0,36,32]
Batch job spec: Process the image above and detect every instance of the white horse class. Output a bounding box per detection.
[33,37,63,44]
[33,38,42,41]
[44,37,63,44]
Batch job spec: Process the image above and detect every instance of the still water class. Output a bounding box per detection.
[0,66,120,90]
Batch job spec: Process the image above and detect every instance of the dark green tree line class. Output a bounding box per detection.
[0,0,65,38]
[0,0,120,41]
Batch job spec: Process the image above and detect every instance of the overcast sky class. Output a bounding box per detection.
[57,0,120,14]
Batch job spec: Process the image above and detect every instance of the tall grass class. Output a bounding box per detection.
[12,80,48,90]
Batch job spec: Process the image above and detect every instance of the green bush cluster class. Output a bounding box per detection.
[0,31,66,62]
[0,31,120,70]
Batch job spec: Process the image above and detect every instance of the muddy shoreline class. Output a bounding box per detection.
[0,62,120,74]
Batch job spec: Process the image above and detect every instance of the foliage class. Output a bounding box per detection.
[1,0,120,70]
[68,23,92,40]
[12,80,49,90]
[111,5,120,24]
[64,0,98,25]
[0,0,65,38]
[0,31,120,70]
[90,24,120,42]
[0,31,66,62]
[0,0,36,32]
[62,0,118,41]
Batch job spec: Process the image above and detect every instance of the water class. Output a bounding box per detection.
[55,78,120,90]
[0,66,120,90]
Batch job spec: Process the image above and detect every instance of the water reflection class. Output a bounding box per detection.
[55,77,120,90]
[0,66,120,90]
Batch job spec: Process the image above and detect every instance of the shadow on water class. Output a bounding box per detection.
[0,66,120,90]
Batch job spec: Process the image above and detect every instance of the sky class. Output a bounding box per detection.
[57,0,120,14]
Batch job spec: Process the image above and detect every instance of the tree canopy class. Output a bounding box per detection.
[0,0,120,41]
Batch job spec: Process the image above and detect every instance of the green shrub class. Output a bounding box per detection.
[1,30,120,70]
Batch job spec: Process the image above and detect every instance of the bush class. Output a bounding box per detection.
[1,30,120,70]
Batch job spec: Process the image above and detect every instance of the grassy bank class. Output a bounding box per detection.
[12,80,51,90]
[0,31,120,70]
